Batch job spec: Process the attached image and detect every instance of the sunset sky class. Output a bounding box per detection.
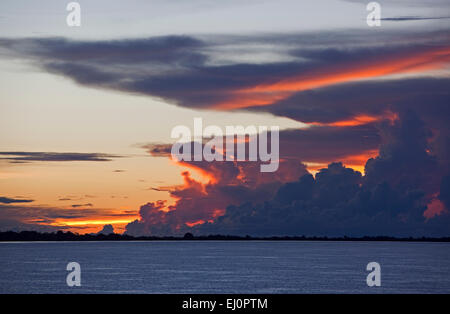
[0,0,449,236]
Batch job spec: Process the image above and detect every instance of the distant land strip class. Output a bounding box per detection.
[0,231,449,242]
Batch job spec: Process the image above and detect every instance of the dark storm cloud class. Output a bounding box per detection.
[364,110,440,195]
[0,151,122,163]
[253,77,450,124]
[191,112,450,237]
[128,112,450,237]
[117,59,312,109]
[196,162,449,237]
[130,109,449,237]
[0,196,34,204]
[279,124,380,162]
[0,31,448,114]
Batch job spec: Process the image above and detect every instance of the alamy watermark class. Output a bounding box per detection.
[66,261,81,287]
[171,118,280,173]
[66,2,381,28]
[366,2,381,27]
[366,262,381,287]
[66,2,81,27]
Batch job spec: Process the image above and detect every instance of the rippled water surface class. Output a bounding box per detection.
[1,241,449,293]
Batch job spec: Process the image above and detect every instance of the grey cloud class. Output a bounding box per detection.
[0,219,68,233]
[0,36,206,66]
[71,203,93,208]
[97,224,115,235]
[0,204,132,226]
[0,197,34,204]
[253,77,450,124]
[381,16,450,21]
[0,151,123,163]
[0,31,448,114]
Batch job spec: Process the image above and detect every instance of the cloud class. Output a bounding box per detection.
[381,16,450,21]
[364,110,440,196]
[212,47,450,111]
[1,30,449,236]
[191,112,450,236]
[0,31,448,115]
[144,144,172,158]
[279,124,381,164]
[145,119,382,165]
[129,122,375,236]
[125,154,309,236]
[71,203,93,208]
[196,165,449,237]
[0,151,122,163]
[97,224,115,235]
[0,204,135,232]
[439,175,450,211]
[0,219,68,233]
[125,201,170,236]
[0,36,205,65]
[127,112,450,237]
[0,196,34,204]
[1,32,447,134]
[252,77,449,124]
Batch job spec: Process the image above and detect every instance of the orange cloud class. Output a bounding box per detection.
[185,220,205,227]
[424,197,447,219]
[309,111,398,127]
[178,162,218,185]
[214,46,450,110]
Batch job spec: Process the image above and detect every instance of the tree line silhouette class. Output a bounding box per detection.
[0,230,449,242]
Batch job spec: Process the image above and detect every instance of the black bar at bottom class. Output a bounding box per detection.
[0,294,445,313]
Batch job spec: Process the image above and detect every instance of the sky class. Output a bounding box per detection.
[0,0,449,236]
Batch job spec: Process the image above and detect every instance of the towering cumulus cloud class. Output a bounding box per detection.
[194,111,450,237]
[125,154,309,236]
[1,29,449,236]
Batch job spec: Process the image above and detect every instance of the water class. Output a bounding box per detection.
[0,241,449,293]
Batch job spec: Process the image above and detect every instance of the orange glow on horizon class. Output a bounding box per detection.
[49,218,135,227]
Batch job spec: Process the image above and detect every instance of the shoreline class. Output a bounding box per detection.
[1,231,449,242]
